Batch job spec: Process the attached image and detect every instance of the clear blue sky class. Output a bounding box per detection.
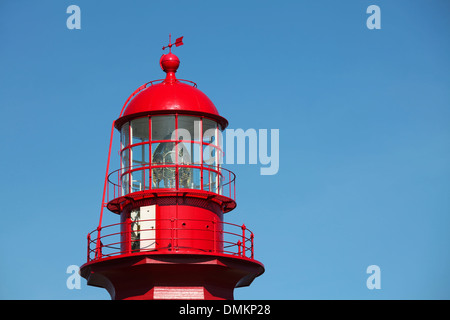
[1,0,449,299]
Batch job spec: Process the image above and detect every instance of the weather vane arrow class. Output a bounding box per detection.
[162,34,184,53]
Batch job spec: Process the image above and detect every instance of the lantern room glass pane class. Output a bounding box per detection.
[122,173,129,195]
[203,145,217,167]
[131,118,149,145]
[121,123,130,148]
[192,143,201,165]
[172,141,201,166]
[216,147,223,166]
[122,149,129,170]
[152,166,176,188]
[178,166,192,189]
[151,142,175,189]
[131,144,149,169]
[151,142,175,165]
[218,173,224,195]
[144,169,150,190]
[203,118,217,145]
[177,142,192,165]
[131,169,143,192]
[192,168,201,190]
[177,167,201,189]
[151,116,175,141]
[203,169,218,193]
[178,116,201,141]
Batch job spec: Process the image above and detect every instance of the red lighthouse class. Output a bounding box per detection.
[80,37,264,300]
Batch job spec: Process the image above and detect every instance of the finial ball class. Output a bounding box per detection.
[161,53,180,73]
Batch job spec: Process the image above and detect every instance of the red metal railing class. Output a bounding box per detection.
[105,164,236,204]
[86,218,254,262]
[141,79,197,89]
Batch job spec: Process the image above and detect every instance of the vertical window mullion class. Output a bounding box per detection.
[200,117,204,191]
[149,116,152,190]
[215,123,220,194]
[128,121,132,194]
[175,113,179,190]
[120,128,123,196]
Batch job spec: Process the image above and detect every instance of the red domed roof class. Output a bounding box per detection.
[123,81,220,117]
[115,52,228,129]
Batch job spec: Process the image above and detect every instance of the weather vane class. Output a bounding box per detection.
[162,34,184,53]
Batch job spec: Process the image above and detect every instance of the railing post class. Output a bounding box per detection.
[237,240,241,256]
[213,218,217,253]
[250,232,254,259]
[87,233,91,262]
[229,171,231,198]
[95,227,102,259]
[126,218,131,254]
[118,168,121,197]
[241,224,246,258]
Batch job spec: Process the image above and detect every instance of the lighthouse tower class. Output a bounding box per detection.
[80,37,264,300]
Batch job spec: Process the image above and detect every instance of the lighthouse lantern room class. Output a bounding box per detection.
[80,36,264,300]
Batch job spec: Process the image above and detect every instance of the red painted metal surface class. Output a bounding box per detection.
[81,253,264,300]
[80,37,264,300]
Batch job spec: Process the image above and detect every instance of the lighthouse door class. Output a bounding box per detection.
[130,205,156,251]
